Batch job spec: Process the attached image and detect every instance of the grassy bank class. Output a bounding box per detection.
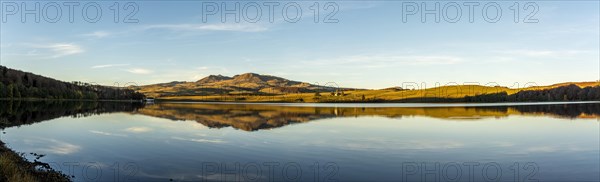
[150,82,600,103]
[0,141,70,182]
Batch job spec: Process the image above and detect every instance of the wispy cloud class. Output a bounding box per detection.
[92,64,130,69]
[126,68,153,74]
[125,126,153,133]
[45,43,84,58]
[332,139,465,151]
[171,136,225,143]
[27,43,84,58]
[144,23,268,32]
[25,138,82,155]
[90,130,128,137]
[495,49,593,58]
[46,142,81,155]
[524,146,559,153]
[81,31,111,38]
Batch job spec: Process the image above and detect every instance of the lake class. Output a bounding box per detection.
[0,101,598,181]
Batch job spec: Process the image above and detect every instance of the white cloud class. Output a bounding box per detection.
[82,31,111,38]
[171,136,225,143]
[90,130,128,137]
[525,146,558,153]
[92,64,130,69]
[27,43,84,58]
[25,138,82,155]
[496,49,593,58]
[126,68,153,74]
[342,139,464,151]
[47,142,81,155]
[46,43,84,58]
[144,23,268,32]
[125,126,153,133]
[1,43,83,59]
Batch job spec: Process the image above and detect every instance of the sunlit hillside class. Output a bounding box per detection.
[137,74,598,103]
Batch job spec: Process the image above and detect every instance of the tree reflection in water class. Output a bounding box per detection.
[1,101,598,131]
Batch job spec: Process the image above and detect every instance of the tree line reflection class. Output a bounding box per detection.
[136,103,600,131]
[1,101,598,131]
[0,100,143,129]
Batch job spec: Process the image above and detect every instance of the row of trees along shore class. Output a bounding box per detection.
[1,65,598,102]
[465,84,600,102]
[0,66,145,100]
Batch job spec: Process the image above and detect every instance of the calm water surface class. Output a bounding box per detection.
[1,101,598,181]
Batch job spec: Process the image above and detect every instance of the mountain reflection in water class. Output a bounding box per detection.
[136,103,600,131]
[2,100,598,131]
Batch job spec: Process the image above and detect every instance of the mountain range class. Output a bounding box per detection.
[133,72,600,103]
[2,66,598,103]
[133,73,345,97]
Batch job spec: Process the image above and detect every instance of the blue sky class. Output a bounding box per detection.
[0,1,598,89]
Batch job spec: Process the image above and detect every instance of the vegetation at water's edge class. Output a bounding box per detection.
[464,84,600,102]
[133,72,600,103]
[156,84,600,103]
[1,65,599,103]
[0,142,70,182]
[0,100,144,182]
[0,66,144,100]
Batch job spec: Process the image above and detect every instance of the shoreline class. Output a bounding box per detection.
[154,100,600,107]
[0,98,143,102]
[0,141,70,182]
[2,98,599,105]
[1,99,598,181]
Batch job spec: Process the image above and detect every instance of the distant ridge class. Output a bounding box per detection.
[136,73,343,97]
[132,72,599,102]
[197,73,304,86]
[197,75,232,84]
[1,66,597,103]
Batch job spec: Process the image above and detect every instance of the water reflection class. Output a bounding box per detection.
[135,102,600,131]
[1,101,598,131]
[0,100,143,129]
[0,101,598,181]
